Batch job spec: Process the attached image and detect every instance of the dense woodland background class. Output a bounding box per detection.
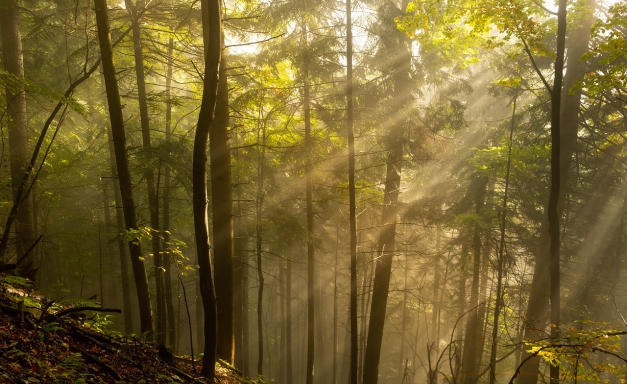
[1,0,627,382]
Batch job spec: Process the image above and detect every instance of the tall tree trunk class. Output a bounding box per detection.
[455,242,468,373]
[193,0,222,377]
[256,102,266,378]
[286,252,293,384]
[125,0,165,343]
[517,1,592,381]
[0,0,36,279]
[94,0,153,336]
[233,180,244,371]
[461,182,486,384]
[399,242,409,381]
[362,18,410,381]
[548,0,567,382]
[303,33,316,384]
[475,180,495,372]
[279,260,286,384]
[332,227,339,384]
[488,94,517,384]
[209,43,234,363]
[163,36,177,349]
[104,131,134,334]
[346,1,358,383]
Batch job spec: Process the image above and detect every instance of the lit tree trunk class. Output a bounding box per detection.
[94,0,153,336]
[303,32,316,384]
[517,1,591,381]
[209,43,234,363]
[125,0,165,343]
[461,182,486,384]
[193,0,222,377]
[0,0,36,278]
[255,102,266,377]
[346,1,358,382]
[362,23,410,381]
[488,93,517,384]
[163,36,176,349]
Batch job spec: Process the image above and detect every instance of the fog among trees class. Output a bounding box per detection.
[2,0,627,382]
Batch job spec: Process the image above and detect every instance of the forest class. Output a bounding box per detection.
[1,0,627,382]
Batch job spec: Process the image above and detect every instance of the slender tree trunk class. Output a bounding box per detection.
[475,181,495,372]
[346,2,358,383]
[105,124,134,334]
[256,102,266,377]
[333,226,339,384]
[456,241,469,345]
[548,1,567,382]
[362,9,411,382]
[209,41,235,364]
[303,34,316,384]
[234,182,244,371]
[163,36,176,349]
[279,260,286,384]
[399,242,409,380]
[94,0,153,336]
[193,0,222,377]
[430,248,440,346]
[489,94,517,384]
[125,0,165,343]
[517,1,592,381]
[286,251,293,383]
[460,182,486,384]
[0,0,36,278]
[242,233,250,377]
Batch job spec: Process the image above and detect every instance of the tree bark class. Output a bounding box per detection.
[0,0,36,279]
[346,1,358,382]
[488,94,517,384]
[362,18,410,380]
[125,0,166,344]
[209,43,234,364]
[105,124,134,334]
[517,1,593,381]
[461,183,486,384]
[193,0,222,377]
[94,0,154,336]
[255,100,266,378]
[303,32,316,384]
[163,36,177,349]
[286,252,293,383]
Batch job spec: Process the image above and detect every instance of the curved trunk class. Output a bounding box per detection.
[193,0,222,378]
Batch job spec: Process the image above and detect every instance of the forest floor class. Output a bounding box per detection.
[0,273,250,384]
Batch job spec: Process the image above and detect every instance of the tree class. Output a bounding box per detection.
[0,0,36,279]
[193,0,223,377]
[362,4,412,383]
[209,38,234,364]
[93,0,154,337]
[125,0,167,344]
